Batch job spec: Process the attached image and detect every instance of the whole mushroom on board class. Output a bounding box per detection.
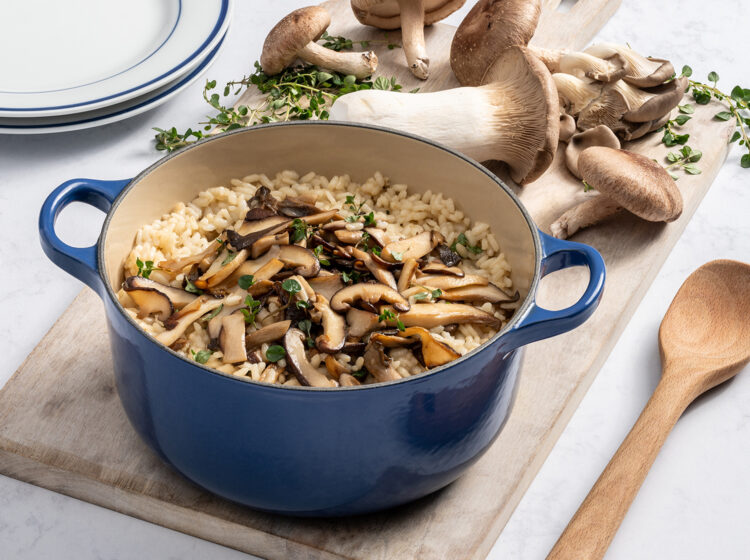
[550,147,683,239]
[260,6,378,79]
[330,45,560,185]
[351,0,466,79]
[565,126,621,179]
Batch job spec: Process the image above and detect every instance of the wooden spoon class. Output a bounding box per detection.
[547,259,750,560]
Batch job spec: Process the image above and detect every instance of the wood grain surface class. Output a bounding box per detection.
[547,260,750,560]
[0,1,736,559]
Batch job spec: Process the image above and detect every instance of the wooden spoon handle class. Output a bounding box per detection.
[547,378,692,560]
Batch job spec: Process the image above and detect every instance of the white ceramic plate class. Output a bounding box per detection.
[0,0,231,117]
[0,33,226,134]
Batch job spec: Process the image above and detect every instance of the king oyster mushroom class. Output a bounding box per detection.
[330,283,410,313]
[350,247,397,290]
[330,46,559,185]
[438,283,520,304]
[550,147,683,239]
[312,295,347,353]
[363,341,402,382]
[157,295,224,347]
[219,313,248,364]
[351,0,466,79]
[380,303,501,329]
[307,274,344,302]
[245,320,292,349]
[414,273,488,291]
[283,328,336,387]
[260,6,377,79]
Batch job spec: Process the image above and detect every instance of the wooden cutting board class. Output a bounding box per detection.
[0,1,736,559]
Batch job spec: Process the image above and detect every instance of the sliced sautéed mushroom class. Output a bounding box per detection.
[119,172,518,387]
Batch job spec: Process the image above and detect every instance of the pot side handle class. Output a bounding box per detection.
[505,232,605,349]
[39,178,131,296]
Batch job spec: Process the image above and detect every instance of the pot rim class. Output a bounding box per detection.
[98,120,543,392]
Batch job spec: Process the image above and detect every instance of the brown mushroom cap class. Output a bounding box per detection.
[331,282,410,312]
[352,0,465,29]
[565,126,621,179]
[584,43,675,88]
[579,147,683,222]
[260,7,330,75]
[619,76,687,123]
[480,46,560,184]
[283,328,335,387]
[450,0,542,86]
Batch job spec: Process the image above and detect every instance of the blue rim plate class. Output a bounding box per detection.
[0,33,226,134]
[0,0,231,117]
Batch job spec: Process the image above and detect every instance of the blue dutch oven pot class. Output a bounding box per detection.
[39,122,604,516]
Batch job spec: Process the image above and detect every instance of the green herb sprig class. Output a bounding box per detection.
[378,308,405,332]
[661,67,750,171]
[191,349,213,364]
[318,30,400,52]
[665,145,702,179]
[135,258,156,279]
[154,56,405,152]
[450,233,482,255]
[266,345,286,362]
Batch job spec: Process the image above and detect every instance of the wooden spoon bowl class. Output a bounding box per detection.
[659,259,750,396]
[548,259,750,560]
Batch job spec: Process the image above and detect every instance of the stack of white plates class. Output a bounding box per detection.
[0,0,232,134]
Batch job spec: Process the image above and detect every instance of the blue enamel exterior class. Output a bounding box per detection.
[38,131,605,516]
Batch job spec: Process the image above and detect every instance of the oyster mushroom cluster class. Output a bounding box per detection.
[123,187,518,387]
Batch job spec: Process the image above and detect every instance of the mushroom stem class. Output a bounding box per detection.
[397,0,429,79]
[550,195,623,240]
[298,41,378,79]
[330,83,552,183]
[528,45,564,72]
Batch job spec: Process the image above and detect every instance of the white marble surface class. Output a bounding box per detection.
[1,1,748,558]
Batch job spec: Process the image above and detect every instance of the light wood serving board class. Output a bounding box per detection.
[0,1,736,559]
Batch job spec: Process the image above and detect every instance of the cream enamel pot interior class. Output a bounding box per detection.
[39,122,605,515]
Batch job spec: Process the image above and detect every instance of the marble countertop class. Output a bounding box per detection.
[1,1,748,558]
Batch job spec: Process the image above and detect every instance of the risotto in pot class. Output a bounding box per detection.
[118,170,519,387]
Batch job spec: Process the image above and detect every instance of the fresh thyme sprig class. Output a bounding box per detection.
[319,30,400,51]
[154,33,407,152]
[664,145,702,179]
[659,66,750,171]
